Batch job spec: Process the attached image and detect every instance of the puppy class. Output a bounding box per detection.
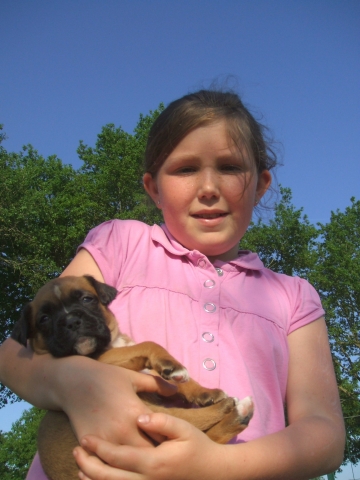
[12,275,254,480]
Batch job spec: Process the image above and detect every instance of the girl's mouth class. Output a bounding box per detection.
[192,213,228,219]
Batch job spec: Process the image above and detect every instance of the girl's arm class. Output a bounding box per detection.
[0,249,174,448]
[73,317,345,480]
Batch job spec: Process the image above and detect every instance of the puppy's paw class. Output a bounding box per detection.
[154,359,189,383]
[168,366,189,383]
[234,396,254,426]
[203,397,254,443]
[196,388,228,407]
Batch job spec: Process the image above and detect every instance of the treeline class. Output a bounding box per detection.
[0,109,359,470]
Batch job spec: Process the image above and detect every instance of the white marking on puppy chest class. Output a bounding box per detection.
[112,336,136,348]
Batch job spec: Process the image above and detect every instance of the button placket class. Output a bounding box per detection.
[197,265,222,385]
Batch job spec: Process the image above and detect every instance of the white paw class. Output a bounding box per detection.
[235,396,254,423]
[169,367,189,383]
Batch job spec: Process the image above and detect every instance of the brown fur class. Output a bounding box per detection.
[12,276,253,480]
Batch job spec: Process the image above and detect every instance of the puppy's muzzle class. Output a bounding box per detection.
[64,312,83,332]
[42,308,112,358]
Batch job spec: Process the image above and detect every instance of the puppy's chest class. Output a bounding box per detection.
[111,334,135,348]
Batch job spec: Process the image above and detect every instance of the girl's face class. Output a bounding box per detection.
[143,120,271,262]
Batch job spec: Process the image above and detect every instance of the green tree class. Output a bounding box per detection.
[241,187,318,276]
[0,407,45,479]
[309,198,360,465]
[77,108,163,225]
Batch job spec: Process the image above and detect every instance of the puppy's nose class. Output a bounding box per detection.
[65,314,82,331]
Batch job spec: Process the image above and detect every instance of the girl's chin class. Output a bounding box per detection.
[197,245,240,263]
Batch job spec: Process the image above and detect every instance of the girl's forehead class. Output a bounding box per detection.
[168,119,252,160]
[176,119,240,146]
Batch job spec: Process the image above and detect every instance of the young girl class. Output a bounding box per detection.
[0,90,345,479]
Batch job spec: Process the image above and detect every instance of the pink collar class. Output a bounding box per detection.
[150,224,264,272]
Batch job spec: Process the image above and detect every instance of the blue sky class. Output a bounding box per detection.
[1,1,360,477]
[2,1,359,224]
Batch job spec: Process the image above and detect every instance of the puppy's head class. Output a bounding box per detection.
[11,275,119,358]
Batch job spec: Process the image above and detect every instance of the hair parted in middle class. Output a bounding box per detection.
[144,89,278,178]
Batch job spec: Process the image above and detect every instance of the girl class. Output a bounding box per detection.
[0,90,345,479]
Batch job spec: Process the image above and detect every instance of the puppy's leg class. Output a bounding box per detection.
[145,397,237,431]
[99,342,227,405]
[176,378,227,406]
[143,396,254,443]
[204,396,254,444]
[99,342,189,382]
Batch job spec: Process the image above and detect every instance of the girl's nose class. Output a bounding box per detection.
[197,169,220,199]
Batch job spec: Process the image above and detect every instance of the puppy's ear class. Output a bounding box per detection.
[84,275,118,306]
[11,303,33,347]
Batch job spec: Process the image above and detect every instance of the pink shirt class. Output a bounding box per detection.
[27,219,324,478]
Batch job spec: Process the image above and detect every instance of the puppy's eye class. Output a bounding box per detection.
[82,296,94,304]
[39,315,50,324]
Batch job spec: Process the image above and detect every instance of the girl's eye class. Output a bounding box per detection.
[174,166,197,175]
[221,164,243,172]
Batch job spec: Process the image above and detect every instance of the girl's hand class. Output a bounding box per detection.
[73,412,228,480]
[56,356,178,447]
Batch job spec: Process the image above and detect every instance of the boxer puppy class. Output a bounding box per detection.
[12,275,254,480]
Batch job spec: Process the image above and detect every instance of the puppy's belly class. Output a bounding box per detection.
[38,411,78,480]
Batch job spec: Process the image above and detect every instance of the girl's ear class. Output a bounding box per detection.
[256,170,272,201]
[143,173,161,208]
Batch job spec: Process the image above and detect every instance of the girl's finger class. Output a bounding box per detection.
[131,371,178,397]
[74,446,110,479]
[74,444,142,480]
[137,412,193,441]
[76,436,149,475]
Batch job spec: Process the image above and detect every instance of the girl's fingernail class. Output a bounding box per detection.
[138,414,151,424]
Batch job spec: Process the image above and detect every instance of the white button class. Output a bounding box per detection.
[203,358,216,371]
[203,303,216,313]
[202,332,214,343]
[215,268,224,276]
[197,258,207,268]
[204,279,215,288]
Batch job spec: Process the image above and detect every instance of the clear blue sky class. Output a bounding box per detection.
[1,1,359,478]
[2,0,359,223]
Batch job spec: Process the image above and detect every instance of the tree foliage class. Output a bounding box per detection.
[310,198,360,464]
[76,109,163,225]
[0,113,359,467]
[0,407,45,479]
[241,187,318,277]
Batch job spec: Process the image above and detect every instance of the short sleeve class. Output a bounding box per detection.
[78,220,125,287]
[288,277,325,334]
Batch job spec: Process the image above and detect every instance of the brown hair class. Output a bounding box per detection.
[144,89,277,177]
